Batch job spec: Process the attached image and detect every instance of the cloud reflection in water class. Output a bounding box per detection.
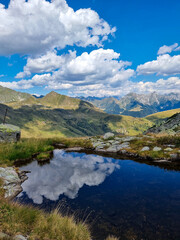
[19,150,120,204]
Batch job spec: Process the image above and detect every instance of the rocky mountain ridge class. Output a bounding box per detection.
[81,92,180,117]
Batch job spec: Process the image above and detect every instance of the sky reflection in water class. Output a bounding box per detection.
[19,150,120,204]
[17,150,180,240]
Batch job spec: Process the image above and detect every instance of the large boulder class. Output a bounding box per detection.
[0,124,21,143]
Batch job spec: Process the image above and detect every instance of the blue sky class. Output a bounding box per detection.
[0,0,180,96]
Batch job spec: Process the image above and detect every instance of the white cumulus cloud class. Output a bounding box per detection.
[0,0,115,56]
[10,48,135,90]
[137,54,180,76]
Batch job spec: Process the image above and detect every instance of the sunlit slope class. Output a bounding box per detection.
[145,108,180,124]
[0,85,31,103]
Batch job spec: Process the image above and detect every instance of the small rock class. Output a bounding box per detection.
[0,232,10,239]
[14,235,27,240]
[170,153,178,159]
[106,146,119,152]
[141,146,150,152]
[103,132,114,140]
[92,141,103,148]
[153,147,162,151]
[164,147,173,152]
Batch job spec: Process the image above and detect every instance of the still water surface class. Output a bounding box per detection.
[17,150,180,240]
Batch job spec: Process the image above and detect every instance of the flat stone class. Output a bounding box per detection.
[92,142,104,148]
[103,132,114,140]
[141,146,150,152]
[95,144,107,150]
[121,136,137,142]
[65,147,84,152]
[14,235,27,240]
[164,147,173,151]
[153,147,162,151]
[106,146,119,152]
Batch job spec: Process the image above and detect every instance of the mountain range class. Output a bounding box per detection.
[0,85,179,137]
[80,92,180,117]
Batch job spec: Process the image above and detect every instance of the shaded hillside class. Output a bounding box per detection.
[82,92,180,117]
[146,113,180,134]
[0,102,152,138]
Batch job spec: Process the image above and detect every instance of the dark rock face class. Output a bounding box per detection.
[0,124,21,143]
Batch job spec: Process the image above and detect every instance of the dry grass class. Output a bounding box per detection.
[0,199,91,240]
[106,236,119,240]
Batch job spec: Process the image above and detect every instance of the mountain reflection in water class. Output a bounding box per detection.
[18,150,120,204]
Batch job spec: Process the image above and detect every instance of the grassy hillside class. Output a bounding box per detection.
[39,91,81,110]
[145,108,180,124]
[0,102,153,138]
[1,86,179,137]
[0,85,31,103]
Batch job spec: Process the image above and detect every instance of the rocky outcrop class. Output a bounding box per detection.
[0,124,21,143]
[0,167,28,200]
[146,113,180,134]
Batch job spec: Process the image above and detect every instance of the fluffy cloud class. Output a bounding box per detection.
[137,54,180,76]
[9,48,135,90]
[19,150,120,204]
[0,0,115,56]
[158,43,180,55]
[16,50,76,78]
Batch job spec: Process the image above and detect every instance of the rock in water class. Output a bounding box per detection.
[0,124,21,143]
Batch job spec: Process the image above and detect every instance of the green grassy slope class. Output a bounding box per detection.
[39,91,81,110]
[0,85,31,103]
[145,108,180,124]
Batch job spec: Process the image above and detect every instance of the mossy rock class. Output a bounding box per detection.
[0,124,21,142]
[0,124,20,133]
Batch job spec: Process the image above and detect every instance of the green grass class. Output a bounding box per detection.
[0,138,92,166]
[145,108,180,124]
[129,135,180,159]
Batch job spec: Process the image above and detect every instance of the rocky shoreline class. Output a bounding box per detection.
[0,167,29,200]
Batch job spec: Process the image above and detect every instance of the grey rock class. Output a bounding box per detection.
[106,146,119,152]
[153,147,162,151]
[92,142,103,148]
[164,147,173,152]
[121,136,137,142]
[141,146,150,152]
[103,132,114,140]
[170,153,178,159]
[0,124,21,143]
[95,144,107,150]
[0,167,27,199]
[14,235,27,240]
